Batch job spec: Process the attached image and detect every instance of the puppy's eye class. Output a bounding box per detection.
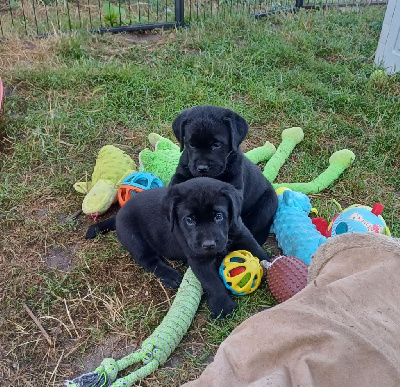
[212,142,221,149]
[214,213,223,222]
[185,216,195,226]
[188,142,195,148]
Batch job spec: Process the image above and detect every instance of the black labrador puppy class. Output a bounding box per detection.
[170,105,278,245]
[88,177,269,319]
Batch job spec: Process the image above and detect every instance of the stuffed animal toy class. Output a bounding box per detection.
[74,145,137,218]
[313,202,391,238]
[138,133,181,185]
[271,189,327,265]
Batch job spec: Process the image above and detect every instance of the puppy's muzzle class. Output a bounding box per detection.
[197,164,209,174]
[202,239,216,250]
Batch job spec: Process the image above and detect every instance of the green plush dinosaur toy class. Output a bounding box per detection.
[139,128,355,192]
[138,133,181,185]
[74,145,137,217]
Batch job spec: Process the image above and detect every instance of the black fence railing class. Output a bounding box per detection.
[0,0,387,37]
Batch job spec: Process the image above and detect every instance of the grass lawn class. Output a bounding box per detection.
[1,5,399,386]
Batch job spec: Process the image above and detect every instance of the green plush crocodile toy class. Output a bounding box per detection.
[139,127,355,192]
[74,145,137,218]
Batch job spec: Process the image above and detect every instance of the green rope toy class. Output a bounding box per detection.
[65,268,202,387]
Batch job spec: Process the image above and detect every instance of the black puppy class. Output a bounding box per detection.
[87,178,269,319]
[170,105,278,245]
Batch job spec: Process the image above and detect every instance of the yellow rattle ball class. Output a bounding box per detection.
[219,250,263,295]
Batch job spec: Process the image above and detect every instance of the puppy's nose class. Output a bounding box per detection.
[197,165,209,173]
[202,240,216,250]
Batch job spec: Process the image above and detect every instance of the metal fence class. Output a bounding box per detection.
[0,0,387,37]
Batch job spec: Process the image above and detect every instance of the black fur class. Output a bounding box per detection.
[86,178,269,319]
[170,105,278,245]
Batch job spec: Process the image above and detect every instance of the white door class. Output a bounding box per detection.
[375,0,400,74]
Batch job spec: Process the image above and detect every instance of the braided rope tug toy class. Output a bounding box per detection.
[65,268,202,387]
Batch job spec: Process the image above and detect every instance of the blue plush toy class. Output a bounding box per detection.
[271,189,327,265]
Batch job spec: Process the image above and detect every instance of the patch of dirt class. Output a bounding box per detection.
[264,233,281,257]
[0,37,58,71]
[122,31,164,44]
[42,246,75,272]
[77,335,138,373]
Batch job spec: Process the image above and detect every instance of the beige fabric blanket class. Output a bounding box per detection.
[183,233,400,387]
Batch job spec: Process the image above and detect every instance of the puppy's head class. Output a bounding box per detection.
[162,178,242,257]
[172,105,248,178]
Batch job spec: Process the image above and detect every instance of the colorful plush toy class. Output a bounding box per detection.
[118,172,164,207]
[74,145,137,218]
[219,250,263,295]
[271,189,327,265]
[273,191,391,266]
[314,202,391,237]
[329,203,390,236]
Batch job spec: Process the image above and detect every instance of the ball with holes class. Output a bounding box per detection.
[118,172,164,207]
[219,250,263,295]
[266,255,308,303]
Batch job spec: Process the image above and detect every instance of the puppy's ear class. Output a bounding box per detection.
[172,110,189,152]
[220,186,242,228]
[224,112,249,151]
[162,187,181,232]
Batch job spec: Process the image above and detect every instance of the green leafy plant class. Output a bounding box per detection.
[102,1,130,27]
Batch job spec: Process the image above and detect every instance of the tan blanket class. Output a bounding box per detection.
[183,233,400,387]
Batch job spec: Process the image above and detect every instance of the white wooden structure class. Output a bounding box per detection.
[375,0,400,74]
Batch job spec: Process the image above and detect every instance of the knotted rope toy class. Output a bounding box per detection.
[65,268,203,387]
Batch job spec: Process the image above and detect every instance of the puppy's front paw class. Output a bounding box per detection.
[85,225,99,239]
[208,295,238,319]
[258,249,271,262]
[155,266,183,289]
